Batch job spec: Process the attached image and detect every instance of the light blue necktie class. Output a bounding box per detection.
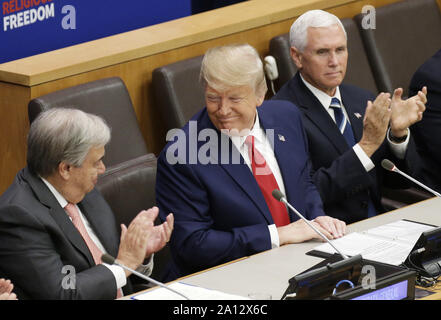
[330,97,376,218]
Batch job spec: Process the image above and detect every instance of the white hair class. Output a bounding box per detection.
[290,10,347,51]
[200,43,267,97]
[27,108,111,177]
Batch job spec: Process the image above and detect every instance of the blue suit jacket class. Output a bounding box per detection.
[273,73,421,223]
[410,48,441,192]
[156,100,325,280]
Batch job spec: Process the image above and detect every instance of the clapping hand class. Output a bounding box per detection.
[390,87,427,138]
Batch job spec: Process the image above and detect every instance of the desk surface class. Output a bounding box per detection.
[128,197,441,300]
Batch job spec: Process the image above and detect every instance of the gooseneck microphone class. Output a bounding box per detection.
[381,159,441,198]
[101,253,190,300]
[272,189,349,260]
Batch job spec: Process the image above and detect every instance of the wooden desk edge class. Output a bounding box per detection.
[0,0,355,86]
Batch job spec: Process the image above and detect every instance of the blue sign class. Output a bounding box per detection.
[0,0,191,63]
[352,280,409,300]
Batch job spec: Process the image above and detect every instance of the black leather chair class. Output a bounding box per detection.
[381,186,433,211]
[354,0,441,96]
[268,18,379,94]
[28,77,148,168]
[96,153,171,281]
[152,55,205,131]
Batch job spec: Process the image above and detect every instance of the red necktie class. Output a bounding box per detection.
[65,203,123,298]
[245,135,290,227]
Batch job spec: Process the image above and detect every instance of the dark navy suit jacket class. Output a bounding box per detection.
[410,48,441,192]
[156,100,325,280]
[273,72,421,224]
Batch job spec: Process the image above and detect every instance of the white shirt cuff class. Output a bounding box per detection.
[103,263,127,289]
[136,254,154,276]
[353,143,375,172]
[268,224,280,248]
[387,128,409,160]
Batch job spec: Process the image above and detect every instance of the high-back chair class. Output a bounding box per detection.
[96,153,171,282]
[152,55,205,131]
[28,77,148,168]
[354,0,441,96]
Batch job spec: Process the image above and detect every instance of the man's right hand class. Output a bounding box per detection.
[358,92,392,157]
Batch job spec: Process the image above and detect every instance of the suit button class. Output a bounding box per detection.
[361,201,368,208]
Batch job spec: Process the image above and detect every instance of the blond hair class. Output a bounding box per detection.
[200,43,267,97]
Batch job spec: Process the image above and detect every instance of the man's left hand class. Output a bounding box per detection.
[390,86,427,137]
[144,208,174,259]
[313,216,346,239]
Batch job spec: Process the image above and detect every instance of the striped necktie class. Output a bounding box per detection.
[329,97,356,147]
[329,98,376,218]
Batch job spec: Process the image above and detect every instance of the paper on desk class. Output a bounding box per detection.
[363,220,435,243]
[313,220,435,266]
[131,282,251,300]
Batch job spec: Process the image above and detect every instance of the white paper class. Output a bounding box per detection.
[131,282,251,300]
[313,220,436,266]
[363,220,434,243]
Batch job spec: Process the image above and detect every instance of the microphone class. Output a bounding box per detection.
[381,159,441,198]
[272,189,349,260]
[101,253,190,300]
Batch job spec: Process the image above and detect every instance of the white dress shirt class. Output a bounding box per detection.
[41,178,153,292]
[300,75,409,172]
[227,111,284,248]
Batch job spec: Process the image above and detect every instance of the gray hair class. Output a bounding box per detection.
[27,108,111,177]
[200,43,267,97]
[290,10,347,51]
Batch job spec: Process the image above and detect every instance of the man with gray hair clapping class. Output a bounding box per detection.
[0,108,174,299]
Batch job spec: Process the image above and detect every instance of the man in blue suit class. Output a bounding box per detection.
[272,10,427,224]
[409,48,441,192]
[156,44,345,280]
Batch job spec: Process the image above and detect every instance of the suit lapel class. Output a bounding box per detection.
[340,87,364,142]
[24,168,96,266]
[200,112,273,225]
[258,107,299,221]
[291,74,353,154]
[79,194,118,257]
[221,159,273,224]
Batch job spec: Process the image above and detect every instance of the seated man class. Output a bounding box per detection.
[156,43,345,281]
[272,10,427,224]
[0,108,174,299]
[409,48,441,192]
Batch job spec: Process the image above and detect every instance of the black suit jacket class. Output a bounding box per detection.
[0,167,134,299]
[410,48,441,192]
[272,73,421,223]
